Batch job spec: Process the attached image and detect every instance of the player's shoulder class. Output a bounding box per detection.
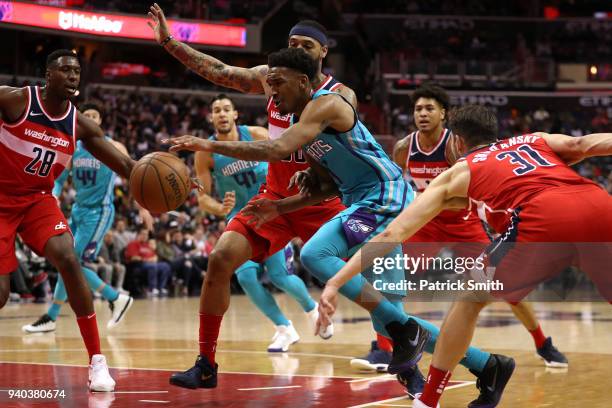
[394,133,413,153]
[245,125,269,141]
[0,85,27,100]
[333,83,357,108]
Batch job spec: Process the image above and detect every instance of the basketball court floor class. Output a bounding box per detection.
[1,293,611,407]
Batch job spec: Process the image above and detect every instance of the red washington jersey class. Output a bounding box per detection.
[405,128,487,242]
[465,134,599,234]
[266,75,343,197]
[0,86,76,195]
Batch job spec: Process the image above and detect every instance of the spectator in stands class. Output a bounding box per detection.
[97,231,127,293]
[170,230,202,296]
[125,228,171,297]
[114,218,135,254]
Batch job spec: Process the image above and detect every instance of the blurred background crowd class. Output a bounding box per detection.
[4,0,611,301]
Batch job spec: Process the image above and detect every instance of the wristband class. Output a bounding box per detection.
[160,35,174,47]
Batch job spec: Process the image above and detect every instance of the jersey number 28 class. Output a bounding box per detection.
[24,147,56,177]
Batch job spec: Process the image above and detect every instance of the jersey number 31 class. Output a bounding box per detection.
[496,145,554,176]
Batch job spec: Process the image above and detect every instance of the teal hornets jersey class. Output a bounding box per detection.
[211,126,268,219]
[303,90,412,215]
[70,138,116,208]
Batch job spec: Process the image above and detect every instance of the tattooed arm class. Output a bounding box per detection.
[167,94,354,161]
[148,4,268,94]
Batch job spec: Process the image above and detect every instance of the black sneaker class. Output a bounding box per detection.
[468,354,515,408]
[169,355,218,389]
[536,337,568,368]
[350,341,392,372]
[385,319,430,374]
[397,364,425,399]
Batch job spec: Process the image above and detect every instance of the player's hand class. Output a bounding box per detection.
[288,169,317,196]
[222,191,236,215]
[242,198,280,228]
[316,284,339,335]
[147,3,171,44]
[165,136,213,152]
[139,208,155,230]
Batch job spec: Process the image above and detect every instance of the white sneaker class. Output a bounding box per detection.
[89,354,116,392]
[267,321,300,352]
[22,314,56,333]
[413,394,440,408]
[307,303,334,340]
[107,294,133,330]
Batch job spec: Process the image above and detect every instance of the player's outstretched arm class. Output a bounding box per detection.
[167,96,344,161]
[77,111,135,180]
[147,3,267,94]
[193,151,234,216]
[540,132,612,165]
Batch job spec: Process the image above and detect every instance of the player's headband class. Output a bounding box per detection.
[289,24,328,46]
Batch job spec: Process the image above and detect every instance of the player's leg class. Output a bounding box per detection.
[509,301,567,367]
[264,245,317,320]
[74,207,133,322]
[20,196,114,391]
[43,233,115,391]
[235,261,299,352]
[22,215,78,333]
[300,215,428,372]
[169,230,253,390]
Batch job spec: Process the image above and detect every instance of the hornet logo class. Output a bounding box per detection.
[346,219,374,234]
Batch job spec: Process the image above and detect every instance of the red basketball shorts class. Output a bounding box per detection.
[0,192,70,274]
[227,189,345,263]
[478,185,612,302]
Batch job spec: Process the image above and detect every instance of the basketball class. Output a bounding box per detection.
[129,152,191,213]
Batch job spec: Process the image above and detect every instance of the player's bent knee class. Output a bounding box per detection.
[53,251,81,274]
[208,248,238,278]
[299,244,327,277]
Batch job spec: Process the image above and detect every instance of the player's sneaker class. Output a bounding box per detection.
[169,355,218,389]
[386,319,430,374]
[22,314,56,333]
[307,303,334,340]
[267,321,300,352]
[413,394,440,408]
[107,294,133,330]
[468,354,515,408]
[350,341,392,373]
[536,337,568,368]
[88,354,116,392]
[397,365,426,398]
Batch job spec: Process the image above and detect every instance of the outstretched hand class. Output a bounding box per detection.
[163,136,213,153]
[315,284,339,336]
[147,3,171,44]
[241,198,281,228]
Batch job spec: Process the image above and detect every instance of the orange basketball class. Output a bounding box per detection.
[129,152,191,213]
